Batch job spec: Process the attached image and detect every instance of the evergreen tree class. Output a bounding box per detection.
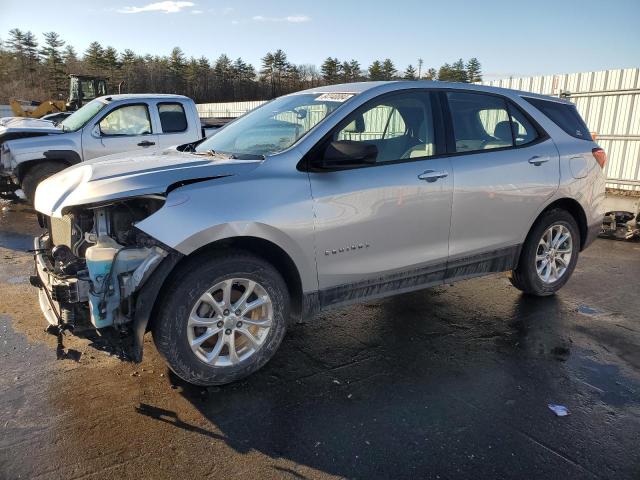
[84,41,104,74]
[321,57,341,84]
[381,58,397,80]
[403,64,417,80]
[452,58,468,82]
[368,60,383,80]
[40,32,66,97]
[348,59,361,82]
[425,67,437,80]
[466,57,482,83]
[169,46,186,93]
[23,31,40,84]
[62,44,77,68]
[260,49,289,97]
[103,46,120,85]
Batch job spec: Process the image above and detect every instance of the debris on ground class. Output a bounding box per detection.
[548,404,570,417]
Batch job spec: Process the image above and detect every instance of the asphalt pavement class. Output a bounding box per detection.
[1,201,639,480]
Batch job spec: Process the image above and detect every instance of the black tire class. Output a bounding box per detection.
[152,249,289,386]
[509,209,580,296]
[21,161,67,204]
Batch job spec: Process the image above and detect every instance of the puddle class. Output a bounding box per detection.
[568,354,640,407]
[0,230,33,251]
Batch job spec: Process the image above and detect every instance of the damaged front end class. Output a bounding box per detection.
[32,196,182,360]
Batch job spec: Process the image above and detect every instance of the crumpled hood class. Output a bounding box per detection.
[35,148,262,217]
[0,116,62,136]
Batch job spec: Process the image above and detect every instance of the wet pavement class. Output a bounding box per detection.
[0,200,639,480]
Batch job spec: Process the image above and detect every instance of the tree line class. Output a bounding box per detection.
[0,29,482,104]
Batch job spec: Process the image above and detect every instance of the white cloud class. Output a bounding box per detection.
[117,1,195,14]
[251,14,310,23]
[191,9,203,14]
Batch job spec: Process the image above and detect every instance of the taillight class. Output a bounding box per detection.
[592,147,607,169]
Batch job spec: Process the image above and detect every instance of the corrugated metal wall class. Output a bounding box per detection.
[196,100,267,118]
[482,68,640,191]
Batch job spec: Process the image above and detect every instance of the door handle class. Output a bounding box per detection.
[418,170,448,182]
[528,155,550,166]
[137,140,155,147]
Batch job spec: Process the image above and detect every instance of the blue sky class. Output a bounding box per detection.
[1,0,639,79]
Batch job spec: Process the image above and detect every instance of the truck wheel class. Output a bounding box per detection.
[21,161,67,204]
[509,209,580,296]
[152,250,289,386]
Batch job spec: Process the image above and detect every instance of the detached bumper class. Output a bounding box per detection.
[32,235,89,326]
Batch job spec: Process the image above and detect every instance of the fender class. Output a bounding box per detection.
[43,149,82,165]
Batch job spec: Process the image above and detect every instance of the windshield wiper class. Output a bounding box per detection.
[193,150,265,161]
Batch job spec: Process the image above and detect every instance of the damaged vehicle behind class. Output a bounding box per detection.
[32,81,606,386]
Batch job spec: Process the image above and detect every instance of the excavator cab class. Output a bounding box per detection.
[67,75,108,110]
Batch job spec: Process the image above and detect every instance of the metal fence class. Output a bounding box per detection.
[196,100,267,119]
[482,68,640,191]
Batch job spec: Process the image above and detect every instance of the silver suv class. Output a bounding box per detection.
[32,81,606,386]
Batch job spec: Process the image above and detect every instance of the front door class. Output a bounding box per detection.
[443,91,559,275]
[82,103,159,160]
[308,90,453,304]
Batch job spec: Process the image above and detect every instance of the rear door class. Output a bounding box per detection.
[443,91,559,277]
[153,101,195,149]
[81,102,159,160]
[308,90,453,301]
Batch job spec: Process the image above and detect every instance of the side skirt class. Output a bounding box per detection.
[302,245,521,318]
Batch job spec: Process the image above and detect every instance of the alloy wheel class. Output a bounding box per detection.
[535,224,573,284]
[186,278,273,367]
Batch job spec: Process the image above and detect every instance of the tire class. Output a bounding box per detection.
[152,249,290,386]
[509,209,580,296]
[21,161,67,204]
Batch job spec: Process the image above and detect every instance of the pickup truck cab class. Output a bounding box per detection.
[0,94,215,202]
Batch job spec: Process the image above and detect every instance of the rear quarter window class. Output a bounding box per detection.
[523,97,590,140]
[158,103,188,133]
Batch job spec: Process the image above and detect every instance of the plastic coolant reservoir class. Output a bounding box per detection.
[85,236,152,329]
[85,236,121,287]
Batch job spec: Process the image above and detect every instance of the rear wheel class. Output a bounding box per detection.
[152,250,289,386]
[509,209,580,296]
[21,161,67,204]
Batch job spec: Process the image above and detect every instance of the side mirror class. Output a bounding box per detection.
[320,140,377,169]
[91,124,101,138]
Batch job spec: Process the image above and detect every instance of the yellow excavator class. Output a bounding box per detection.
[10,74,108,118]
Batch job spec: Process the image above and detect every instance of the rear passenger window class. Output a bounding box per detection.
[510,106,538,146]
[447,92,513,152]
[523,97,590,140]
[158,103,187,133]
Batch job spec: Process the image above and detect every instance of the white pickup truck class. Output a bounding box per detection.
[0,94,224,202]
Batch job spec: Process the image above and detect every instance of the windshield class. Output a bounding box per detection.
[195,93,354,157]
[60,99,107,132]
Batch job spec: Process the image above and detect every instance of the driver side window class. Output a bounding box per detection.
[99,104,152,136]
[334,92,435,163]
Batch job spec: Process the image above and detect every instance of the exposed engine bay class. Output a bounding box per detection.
[33,196,170,332]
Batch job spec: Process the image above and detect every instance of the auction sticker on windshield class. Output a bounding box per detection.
[315,93,355,102]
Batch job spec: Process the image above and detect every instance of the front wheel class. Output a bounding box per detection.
[152,250,289,386]
[21,161,67,204]
[509,209,580,296]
